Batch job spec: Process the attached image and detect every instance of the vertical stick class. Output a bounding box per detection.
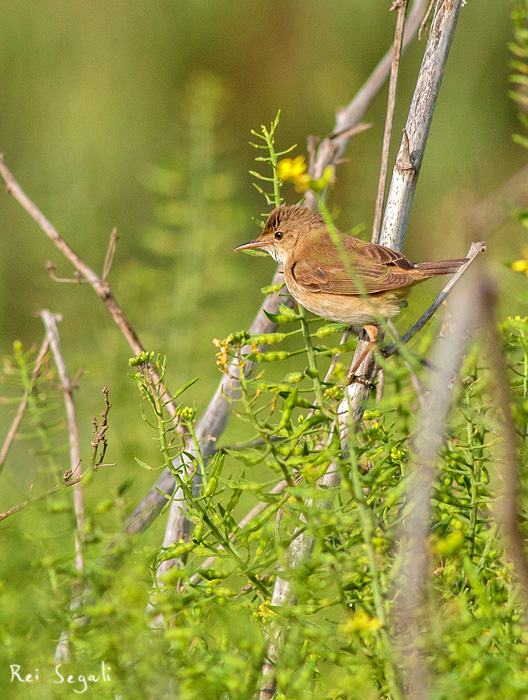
[372,0,409,244]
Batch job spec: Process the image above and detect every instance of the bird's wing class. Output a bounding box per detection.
[291,237,416,296]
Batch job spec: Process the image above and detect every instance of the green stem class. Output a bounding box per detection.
[145,369,270,597]
[346,438,403,700]
[298,306,324,406]
[14,344,62,486]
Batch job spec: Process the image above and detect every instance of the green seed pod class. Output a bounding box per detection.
[261,282,285,296]
[251,333,286,345]
[315,323,346,338]
[260,351,291,362]
[284,372,304,384]
[278,388,298,429]
[193,521,204,541]
[204,476,218,498]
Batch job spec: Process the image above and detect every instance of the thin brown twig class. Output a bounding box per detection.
[102,229,118,281]
[303,0,428,209]
[372,0,409,244]
[46,261,86,283]
[0,466,83,523]
[0,335,50,476]
[91,387,111,470]
[0,155,145,358]
[419,0,437,40]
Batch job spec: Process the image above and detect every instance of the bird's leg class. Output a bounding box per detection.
[346,324,379,385]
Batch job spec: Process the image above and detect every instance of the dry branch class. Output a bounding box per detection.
[0,156,144,357]
[372,0,410,244]
[304,0,428,209]
[40,310,84,570]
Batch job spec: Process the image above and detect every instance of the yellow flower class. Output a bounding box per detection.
[341,610,383,635]
[277,155,307,180]
[512,249,528,277]
[292,173,312,193]
[277,155,335,194]
[258,600,277,620]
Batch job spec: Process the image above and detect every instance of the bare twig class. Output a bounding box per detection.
[40,310,84,570]
[0,335,50,476]
[91,387,111,470]
[419,0,437,40]
[102,229,118,281]
[0,473,81,522]
[372,0,409,244]
[380,0,464,251]
[0,156,145,361]
[382,240,486,359]
[46,261,85,283]
[304,0,428,210]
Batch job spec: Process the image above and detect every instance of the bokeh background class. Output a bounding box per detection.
[0,0,524,584]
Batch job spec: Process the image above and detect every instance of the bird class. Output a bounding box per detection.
[235,205,467,375]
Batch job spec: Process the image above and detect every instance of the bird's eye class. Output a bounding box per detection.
[274,231,283,240]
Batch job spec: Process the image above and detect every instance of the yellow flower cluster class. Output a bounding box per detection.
[277,155,334,193]
[512,249,528,277]
[340,610,383,635]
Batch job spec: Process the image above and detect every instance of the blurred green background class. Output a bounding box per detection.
[0,0,524,563]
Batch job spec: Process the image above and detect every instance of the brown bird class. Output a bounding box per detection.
[235,205,467,372]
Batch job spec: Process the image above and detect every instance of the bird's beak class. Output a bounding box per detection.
[234,238,270,252]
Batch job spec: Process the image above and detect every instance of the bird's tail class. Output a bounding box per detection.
[413,258,468,277]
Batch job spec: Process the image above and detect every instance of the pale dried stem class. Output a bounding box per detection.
[304,0,428,209]
[40,310,85,570]
[40,310,88,665]
[372,0,409,244]
[0,335,50,477]
[380,0,463,251]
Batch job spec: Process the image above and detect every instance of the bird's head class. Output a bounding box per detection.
[235,205,325,265]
